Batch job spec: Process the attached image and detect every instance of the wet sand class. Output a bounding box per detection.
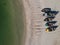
[11,0,25,45]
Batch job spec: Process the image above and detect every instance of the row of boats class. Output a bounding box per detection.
[41,8,59,32]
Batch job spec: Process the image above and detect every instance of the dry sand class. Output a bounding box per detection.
[22,0,60,45]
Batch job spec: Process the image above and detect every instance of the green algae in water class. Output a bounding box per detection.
[0,0,24,45]
[0,0,15,45]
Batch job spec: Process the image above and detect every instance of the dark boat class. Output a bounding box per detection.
[41,8,51,13]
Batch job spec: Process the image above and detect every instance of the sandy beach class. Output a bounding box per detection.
[22,0,60,45]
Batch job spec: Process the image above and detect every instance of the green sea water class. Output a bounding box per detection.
[0,0,24,45]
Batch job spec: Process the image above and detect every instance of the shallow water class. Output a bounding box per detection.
[0,0,24,45]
